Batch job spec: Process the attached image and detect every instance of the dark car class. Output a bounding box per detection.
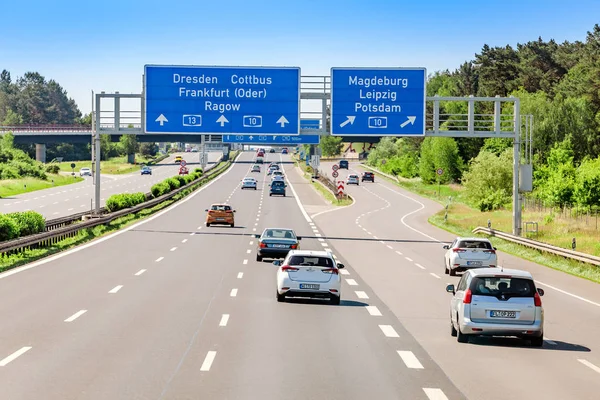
[361,172,375,182]
[282,148,288,154]
[339,160,349,169]
[269,180,286,196]
[255,228,301,261]
[269,148,275,153]
[141,166,152,175]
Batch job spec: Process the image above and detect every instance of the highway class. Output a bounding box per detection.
[316,159,600,400]
[0,151,598,399]
[0,152,222,219]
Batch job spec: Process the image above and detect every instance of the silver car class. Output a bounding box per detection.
[241,177,257,190]
[445,268,545,346]
[443,237,497,276]
[347,174,359,185]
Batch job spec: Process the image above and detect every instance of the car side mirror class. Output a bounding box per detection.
[337,263,345,269]
[233,210,236,213]
[254,234,260,238]
[443,245,449,249]
[537,288,544,296]
[297,236,302,240]
[493,247,497,250]
[446,284,455,294]
[205,209,208,212]
[272,260,282,266]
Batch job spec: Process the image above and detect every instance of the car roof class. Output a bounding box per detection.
[287,249,333,257]
[210,203,230,207]
[468,268,533,279]
[262,227,296,233]
[455,237,491,242]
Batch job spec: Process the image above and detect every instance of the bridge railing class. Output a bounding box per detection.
[0,124,93,132]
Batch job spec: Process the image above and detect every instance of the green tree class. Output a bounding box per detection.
[139,142,158,157]
[366,137,398,166]
[319,135,343,157]
[535,140,576,206]
[463,149,513,211]
[2,109,23,125]
[119,134,138,156]
[574,157,600,208]
[474,44,520,97]
[419,137,463,184]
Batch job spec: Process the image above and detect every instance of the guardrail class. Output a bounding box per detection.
[0,155,231,257]
[472,227,600,267]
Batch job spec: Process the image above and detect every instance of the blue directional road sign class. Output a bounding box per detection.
[330,67,426,136]
[300,119,320,130]
[144,65,300,135]
[222,134,320,145]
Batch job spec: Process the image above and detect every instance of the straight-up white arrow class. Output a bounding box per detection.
[276,116,289,127]
[400,116,416,128]
[217,115,229,127]
[155,114,168,126]
[340,116,356,128]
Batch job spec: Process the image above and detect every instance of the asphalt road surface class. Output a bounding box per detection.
[0,152,222,219]
[0,151,597,399]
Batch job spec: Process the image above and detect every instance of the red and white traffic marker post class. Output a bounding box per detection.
[337,180,345,201]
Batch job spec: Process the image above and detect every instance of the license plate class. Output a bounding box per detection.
[271,244,288,248]
[216,218,225,221]
[467,261,482,266]
[490,310,516,318]
[299,284,320,290]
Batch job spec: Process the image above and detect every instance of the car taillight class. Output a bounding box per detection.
[483,250,496,254]
[259,242,267,248]
[281,265,299,272]
[226,210,233,213]
[534,292,542,307]
[290,244,298,249]
[453,248,467,253]
[463,289,472,304]
[321,268,339,275]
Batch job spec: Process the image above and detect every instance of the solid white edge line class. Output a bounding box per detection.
[535,280,600,308]
[578,359,600,374]
[64,309,87,322]
[230,288,238,297]
[423,388,449,400]
[135,269,146,276]
[0,346,32,367]
[379,325,399,338]
[397,351,424,369]
[365,306,382,316]
[0,157,240,280]
[219,314,230,327]
[108,285,123,294]
[200,351,217,371]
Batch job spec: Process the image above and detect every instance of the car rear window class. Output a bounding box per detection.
[288,256,333,268]
[211,205,231,211]
[272,181,285,187]
[457,240,492,249]
[471,277,535,298]
[263,229,295,239]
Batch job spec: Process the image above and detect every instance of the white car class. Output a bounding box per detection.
[241,177,257,190]
[79,167,92,177]
[274,250,345,305]
[444,237,497,276]
[347,174,359,185]
[446,268,545,346]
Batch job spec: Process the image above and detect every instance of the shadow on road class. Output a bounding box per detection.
[468,336,591,352]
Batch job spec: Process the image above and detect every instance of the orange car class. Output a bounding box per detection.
[205,203,236,227]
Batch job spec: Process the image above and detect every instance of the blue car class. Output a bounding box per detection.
[269,180,287,197]
[141,166,152,175]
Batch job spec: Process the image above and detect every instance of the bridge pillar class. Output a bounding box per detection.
[35,143,47,163]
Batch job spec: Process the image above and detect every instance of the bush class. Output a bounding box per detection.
[0,164,20,180]
[193,168,203,175]
[174,175,188,186]
[151,182,171,198]
[463,149,513,211]
[105,192,146,212]
[46,164,60,174]
[6,211,46,236]
[165,177,181,191]
[0,214,20,241]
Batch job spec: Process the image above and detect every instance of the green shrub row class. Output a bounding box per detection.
[105,192,147,212]
[150,169,203,199]
[45,164,60,174]
[0,211,46,242]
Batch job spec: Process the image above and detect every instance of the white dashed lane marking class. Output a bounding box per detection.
[379,325,399,338]
[219,314,230,327]
[346,279,358,286]
[181,239,188,243]
[237,272,244,279]
[430,273,441,279]
[108,285,123,294]
[135,269,146,276]
[355,291,369,299]
[200,351,217,371]
[64,310,87,322]
[415,263,426,270]
[405,257,413,262]
[156,257,164,262]
[230,289,238,297]
[340,269,350,275]
[423,388,449,400]
[365,306,382,316]
[0,347,32,367]
[170,247,177,252]
[397,351,424,369]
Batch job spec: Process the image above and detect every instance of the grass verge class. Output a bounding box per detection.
[361,164,600,284]
[0,161,232,273]
[0,174,83,198]
[294,156,353,207]
[53,154,155,175]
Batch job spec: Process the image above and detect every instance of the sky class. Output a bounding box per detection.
[1,0,599,116]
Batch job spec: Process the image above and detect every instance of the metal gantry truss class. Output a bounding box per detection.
[92,76,532,236]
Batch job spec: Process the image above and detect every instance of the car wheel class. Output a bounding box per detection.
[330,295,341,305]
[206,223,210,227]
[254,187,257,190]
[449,266,457,276]
[444,261,450,275]
[530,335,544,347]
[256,254,262,262]
[230,223,235,228]
[457,327,469,343]
[269,193,272,196]
[450,316,457,337]
[276,292,285,302]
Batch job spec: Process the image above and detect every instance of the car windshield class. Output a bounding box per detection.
[211,205,231,211]
[471,277,535,298]
[288,255,334,268]
[457,240,492,249]
[263,229,296,239]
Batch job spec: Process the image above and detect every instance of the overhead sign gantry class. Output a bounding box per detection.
[144,65,301,135]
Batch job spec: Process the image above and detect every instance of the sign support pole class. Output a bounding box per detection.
[94,93,102,215]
